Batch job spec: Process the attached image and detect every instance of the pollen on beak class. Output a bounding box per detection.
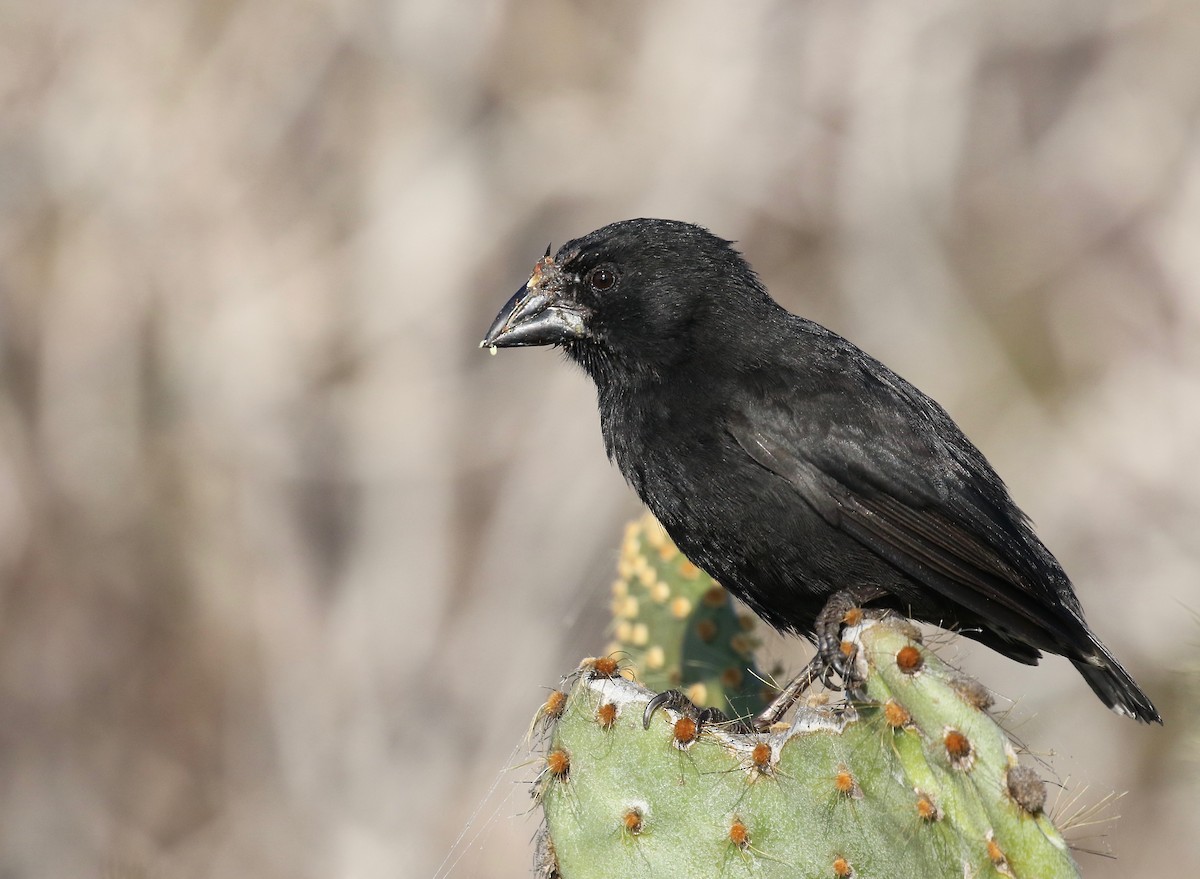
[480,255,588,350]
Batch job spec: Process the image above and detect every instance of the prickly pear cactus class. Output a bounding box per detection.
[532,521,1080,879]
[604,513,767,722]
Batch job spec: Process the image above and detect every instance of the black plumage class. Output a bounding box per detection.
[482,218,1160,724]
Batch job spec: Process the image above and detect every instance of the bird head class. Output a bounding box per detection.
[481,218,774,380]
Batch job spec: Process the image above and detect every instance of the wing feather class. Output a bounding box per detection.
[726,395,1085,651]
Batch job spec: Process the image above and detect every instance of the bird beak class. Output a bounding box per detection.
[480,257,588,350]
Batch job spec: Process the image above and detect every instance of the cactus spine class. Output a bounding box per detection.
[534,518,1080,879]
[605,514,766,721]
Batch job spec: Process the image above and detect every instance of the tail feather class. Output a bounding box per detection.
[1071,640,1161,724]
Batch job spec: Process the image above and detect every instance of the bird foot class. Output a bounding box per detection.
[815,584,888,689]
[753,586,889,729]
[642,689,747,733]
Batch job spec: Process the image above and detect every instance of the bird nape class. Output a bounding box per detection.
[481,218,1161,728]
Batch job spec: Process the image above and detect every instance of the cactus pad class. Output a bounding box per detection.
[605,513,767,721]
[535,615,1079,878]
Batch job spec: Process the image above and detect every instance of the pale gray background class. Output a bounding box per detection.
[1,1,1198,877]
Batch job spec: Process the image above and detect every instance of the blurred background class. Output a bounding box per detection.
[1,1,1198,876]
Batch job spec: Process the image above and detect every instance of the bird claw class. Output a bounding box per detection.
[820,661,841,690]
[642,689,742,732]
[642,689,697,729]
[817,632,866,687]
[814,585,886,694]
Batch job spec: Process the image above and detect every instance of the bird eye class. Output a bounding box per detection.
[589,267,617,292]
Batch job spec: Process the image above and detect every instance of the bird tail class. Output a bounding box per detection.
[1071,638,1161,723]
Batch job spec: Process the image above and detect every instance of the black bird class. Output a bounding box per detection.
[482,218,1160,725]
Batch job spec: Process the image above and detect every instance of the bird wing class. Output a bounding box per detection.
[725,381,1084,651]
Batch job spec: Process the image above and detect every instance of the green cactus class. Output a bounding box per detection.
[533,520,1080,879]
[603,513,767,722]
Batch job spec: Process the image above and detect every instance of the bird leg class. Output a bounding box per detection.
[753,653,826,730]
[752,585,889,730]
